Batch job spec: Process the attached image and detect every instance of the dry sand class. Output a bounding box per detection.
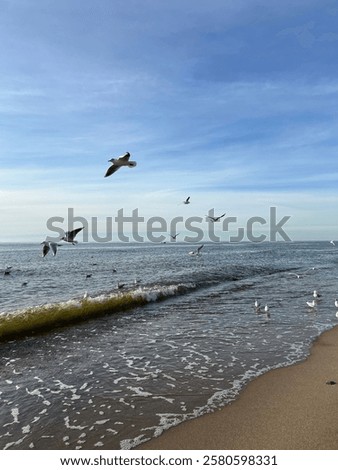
[138,325,338,450]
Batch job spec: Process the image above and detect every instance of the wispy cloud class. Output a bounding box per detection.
[1,0,338,240]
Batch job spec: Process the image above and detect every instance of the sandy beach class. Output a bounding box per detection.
[138,325,338,450]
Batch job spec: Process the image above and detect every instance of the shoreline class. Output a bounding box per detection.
[137,325,338,450]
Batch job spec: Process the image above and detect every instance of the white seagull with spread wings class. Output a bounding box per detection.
[104,152,137,177]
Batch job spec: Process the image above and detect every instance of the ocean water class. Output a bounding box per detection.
[0,241,337,450]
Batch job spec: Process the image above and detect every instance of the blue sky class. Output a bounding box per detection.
[1,0,338,242]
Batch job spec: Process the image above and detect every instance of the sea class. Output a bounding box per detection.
[0,241,337,450]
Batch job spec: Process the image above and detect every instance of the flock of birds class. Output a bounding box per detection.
[305,290,338,317]
[4,152,338,316]
[254,282,338,319]
[2,152,211,293]
[37,151,225,259]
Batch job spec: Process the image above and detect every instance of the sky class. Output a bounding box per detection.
[1,0,338,242]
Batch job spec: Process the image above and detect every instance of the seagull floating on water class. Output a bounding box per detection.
[313,290,321,299]
[4,266,12,275]
[206,213,226,222]
[335,299,338,308]
[254,300,261,312]
[104,152,137,177]
[306,299,317,308]
[188,244,204,256]
[61,227,84,244]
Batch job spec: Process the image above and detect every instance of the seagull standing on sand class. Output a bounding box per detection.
[188,244,204,256]
[104,152,137,177]
[61,227,84,244]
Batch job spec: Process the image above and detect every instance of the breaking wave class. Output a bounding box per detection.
[0,283,197,341]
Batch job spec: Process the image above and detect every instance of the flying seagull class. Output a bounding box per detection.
[188,244,204,256]
[104,152,137,177]
[169,233,180,240]
[41,241,61,257]
[330,240,336,246]
[61,227,84,244]
[206,213,226,222]
[183,196,190,205]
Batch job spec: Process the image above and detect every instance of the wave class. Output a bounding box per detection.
[0,283,197,341]
[0,264,291,342]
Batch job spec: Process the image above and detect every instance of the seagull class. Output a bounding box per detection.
[183,197,190,205]
[254,300,261,313]
[335,299,338,308]
[41,241,60,257]
[306,299,317,308]
[206,213,226,222]
[21,281,28,287]
[104,152,137,177]
[330,240,336,246]
[313,290,321,299]
[117,282,125,289]
[61,227,84,244]
[4,266,12,275]
[188,244,204,256]
[86,274,92,279]
[169,233,180,240]
[264,305,269,313]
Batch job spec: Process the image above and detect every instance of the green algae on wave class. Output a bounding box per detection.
[0,293,149,341]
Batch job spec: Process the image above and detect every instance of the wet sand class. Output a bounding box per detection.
[138,325,338,450]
